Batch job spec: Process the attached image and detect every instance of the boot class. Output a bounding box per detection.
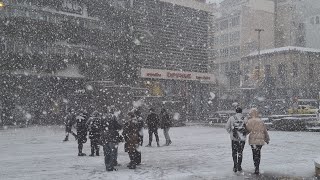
[89,149,95,156]
[145,144,151,147]
[233,164,238,172]
[128,163,136,169]
[254,167,259,174]
[168,140,172,145]
[78,153,86,156]
[157,142,160,147]
[96,151,99,156]
[63,136,68,142]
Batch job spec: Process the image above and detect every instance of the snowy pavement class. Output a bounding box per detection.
[0,125,318,180]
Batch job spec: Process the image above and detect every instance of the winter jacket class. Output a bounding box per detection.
[75,113,88,143]
[100,114,122,144]
[225,113,248,141]
[64,113,75,132]
[122,118,140,153]
[87,117,101,140]
[146,113,160,129]
[160,112,172,129]
[246,118,270,145]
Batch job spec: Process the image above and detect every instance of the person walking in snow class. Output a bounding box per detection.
[87,111,102,156]
[160,108,173,146]
[100,109,122,171]
[134,109,144,165]
[145,108,160,147]
[225,107,248,173]
[75,110,88,156]
[245,108,270,175]
[63,109,77,142]
[122,112,141,169]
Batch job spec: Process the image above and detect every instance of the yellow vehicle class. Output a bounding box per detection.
[288,105,319,114]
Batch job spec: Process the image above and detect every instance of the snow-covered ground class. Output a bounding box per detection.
[0,125,318,180]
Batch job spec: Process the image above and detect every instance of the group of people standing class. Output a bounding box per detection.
[63,107,173,171]
[225,107,270,175]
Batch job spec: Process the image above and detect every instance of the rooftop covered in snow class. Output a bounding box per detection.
[247,46,320,57]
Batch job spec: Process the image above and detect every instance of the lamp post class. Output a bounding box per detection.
[0,1,4,127]
[255,28,264,80]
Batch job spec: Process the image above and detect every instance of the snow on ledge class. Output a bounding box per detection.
[55,64,84,78]
[247,46,320,57]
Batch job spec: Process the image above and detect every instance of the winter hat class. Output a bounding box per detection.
[235,107,242,113]
[249,108,259,118]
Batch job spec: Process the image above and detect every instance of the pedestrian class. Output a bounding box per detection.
[225,107,248,173]
[100,109,122,171]
[87,111,101,156]
[75,110,88,156]
[122,112,141,169]
[245,108,270,175]
[63,109,77,142]
[145,108,160,147]
[134,109,144,165]
[160,108,173,146]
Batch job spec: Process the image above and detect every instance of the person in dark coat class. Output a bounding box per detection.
[160,108,173,146]
[63,109,77,142]
[87,111,101,156]
[75,110,88,156]
[134,109,144,165]
[100,110,122,171]
[122,112,141,169]
[145,108,160,147]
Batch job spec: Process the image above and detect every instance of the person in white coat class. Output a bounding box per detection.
[225,107,248,172]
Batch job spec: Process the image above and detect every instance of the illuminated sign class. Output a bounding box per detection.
[141,68,216,83]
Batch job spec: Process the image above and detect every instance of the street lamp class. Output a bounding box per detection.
[255,28,264,80]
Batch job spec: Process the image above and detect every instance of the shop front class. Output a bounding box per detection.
[139,68,216,121]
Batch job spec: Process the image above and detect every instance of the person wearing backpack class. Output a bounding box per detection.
[225,107,248,173]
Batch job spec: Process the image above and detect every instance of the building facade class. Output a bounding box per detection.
[274,0,320,48]
[210,0,274,108]
[240,46,320,107]
[130,0,216,120]
[0,0,216,123]
[0,0,135,125]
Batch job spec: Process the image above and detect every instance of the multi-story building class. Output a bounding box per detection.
[274,0,320,48]
[211,0,274,91]
[131,0,216,120]
[0,0,216,124]
[240,46,320,107]
[0,0,133,125]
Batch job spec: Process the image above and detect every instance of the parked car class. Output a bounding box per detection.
[288,105,318,114]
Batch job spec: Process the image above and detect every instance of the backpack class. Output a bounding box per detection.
[232,116,247,140]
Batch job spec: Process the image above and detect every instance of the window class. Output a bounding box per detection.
[264,65,271,78]
[229,46,240,56]
[220,34,229,45]
[220,20,228,30]
[231,16,240,27]
[230,31,240,44]
[309,63,314,79]
[292,62,298,77]
[278,64,286,85]
[311,17,315,24]
[220,48,229,58]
